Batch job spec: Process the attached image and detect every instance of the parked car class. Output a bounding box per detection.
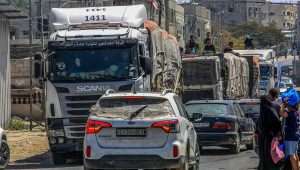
[185,100,255,154]
[0,127,9,169]
[237,99,260,123]
[84,90,200,170]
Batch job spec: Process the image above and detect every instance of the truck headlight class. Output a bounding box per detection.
[57,137,65,144]
[49,137,56,144]
[48,129,65,137]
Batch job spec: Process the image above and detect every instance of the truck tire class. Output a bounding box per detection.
[52,152,66,165]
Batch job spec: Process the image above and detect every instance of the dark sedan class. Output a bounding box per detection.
[185,100,255,154]
[237,99,260,123]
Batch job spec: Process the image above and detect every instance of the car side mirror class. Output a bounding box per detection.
[89,105,98,114]
[140,57,152,75]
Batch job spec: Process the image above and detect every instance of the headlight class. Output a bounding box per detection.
[57,137,65,144]
[49,137,56,144]
[48,129,65,137]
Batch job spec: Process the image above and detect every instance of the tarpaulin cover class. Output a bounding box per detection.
[144,20,182,94]
[281,88,300,107]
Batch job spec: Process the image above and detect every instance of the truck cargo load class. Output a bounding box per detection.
[182,53,250,102]
[240,55,260,98]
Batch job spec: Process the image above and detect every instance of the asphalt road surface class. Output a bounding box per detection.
[7,147,258,170]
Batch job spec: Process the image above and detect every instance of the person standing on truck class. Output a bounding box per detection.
[223,42,240,56]
[244,35,254,49]
[186,35,198,54]
[203,38,216,55]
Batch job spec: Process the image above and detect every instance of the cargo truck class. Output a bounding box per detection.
[182,53,251,102]
[41,5,182,164]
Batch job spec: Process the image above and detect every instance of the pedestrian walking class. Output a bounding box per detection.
[257,94,282,170]
[280,101,300,170]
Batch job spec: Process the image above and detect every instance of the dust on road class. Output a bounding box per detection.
[7,130,49,162]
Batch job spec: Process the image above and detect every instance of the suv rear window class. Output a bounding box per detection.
[97,97,174,119]
[185,103,234,116]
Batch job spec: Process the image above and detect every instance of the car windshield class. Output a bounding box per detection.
[185,103,233,117]
[48,45,138,82]
[239,103,260,114]
[96,97,175,120]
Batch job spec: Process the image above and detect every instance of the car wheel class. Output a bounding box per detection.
[246,135,255,150]
[0,140,10,169]
[231,134,241,154]
[52,152,66,165]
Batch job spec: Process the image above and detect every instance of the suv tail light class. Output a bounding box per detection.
[85,119,112,134]
[151,119,179,133]
[212,122,233,130]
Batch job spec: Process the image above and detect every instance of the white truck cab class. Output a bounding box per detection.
[45,5,153,164]
[44,5,182,164]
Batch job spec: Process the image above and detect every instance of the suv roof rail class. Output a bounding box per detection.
[162,89,173,96]
[105,89,115,96]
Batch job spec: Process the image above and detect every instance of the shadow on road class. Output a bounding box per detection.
[200,147,255,156]
[7,152,82,169]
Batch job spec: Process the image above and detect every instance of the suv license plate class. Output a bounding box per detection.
[194,122,210,127]
[116,128,146,137]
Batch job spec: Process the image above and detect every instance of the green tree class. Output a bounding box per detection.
[227,21,287,49]
[9,0,28,9]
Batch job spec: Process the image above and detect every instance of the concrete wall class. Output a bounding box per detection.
[0,14,11,128]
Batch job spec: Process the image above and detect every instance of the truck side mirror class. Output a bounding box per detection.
[140,57,152,75]
[34,53,43,79]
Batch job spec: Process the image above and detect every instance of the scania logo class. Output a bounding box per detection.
[76,85,111,93]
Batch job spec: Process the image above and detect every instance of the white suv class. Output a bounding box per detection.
[83,90,200,170]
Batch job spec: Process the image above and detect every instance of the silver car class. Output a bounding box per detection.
[84,91,200,170]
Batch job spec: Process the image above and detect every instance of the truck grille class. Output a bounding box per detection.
[63,94,101,139]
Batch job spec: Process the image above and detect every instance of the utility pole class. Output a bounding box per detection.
[29,0,33,131]
[40,0,44,49]
[165,0,169,32]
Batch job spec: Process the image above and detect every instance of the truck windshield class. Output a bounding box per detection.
[260,65,272,79]
[48,46,138,82]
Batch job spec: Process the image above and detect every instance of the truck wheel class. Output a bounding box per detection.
[231,134,241,154]
[0,140,10,169]
[52,152,66,165]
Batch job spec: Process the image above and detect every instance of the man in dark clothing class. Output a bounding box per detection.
[258,94,282,170]
[187,35,198,54]
[224,42,234,53]
[224,42,240,56]
[269,88,281,113]
[203,38,216,54]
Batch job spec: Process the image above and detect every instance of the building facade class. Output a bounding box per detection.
[181,4,211,47]
[0,1,26,128]
[194,0,270,26]
[269,4,297,31]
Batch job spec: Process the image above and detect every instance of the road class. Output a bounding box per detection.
[6,147,258,170]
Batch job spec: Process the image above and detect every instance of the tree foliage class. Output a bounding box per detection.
[227,22,287,49]
[9,0,28,9]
